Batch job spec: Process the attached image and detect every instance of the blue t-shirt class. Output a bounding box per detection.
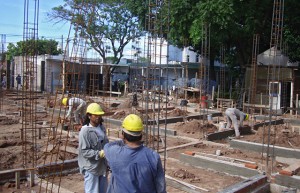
[104,140,166,193]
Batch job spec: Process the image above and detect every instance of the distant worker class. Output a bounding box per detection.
[78,103,108,193]
[16,74,22,90]
[1,74,6,89]
[62,97,87,124]
[225,108,249,138]
[103,114,166,193]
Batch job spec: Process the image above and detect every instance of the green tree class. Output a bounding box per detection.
[284,0,300,63]
[6,39,62,61]
[48,0,144,89]
[132,0,300,79]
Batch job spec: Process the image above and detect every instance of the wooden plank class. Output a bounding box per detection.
[95,90,121,95]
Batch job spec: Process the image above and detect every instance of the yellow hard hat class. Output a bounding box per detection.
[245,114,249,121]
[122,114,144,136]
[62,98,68,106]
[86,103,105,115]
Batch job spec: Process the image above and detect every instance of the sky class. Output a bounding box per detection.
[0,0,141,59]
[0,0,71,49]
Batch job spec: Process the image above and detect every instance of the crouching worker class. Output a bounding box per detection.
[103,114,166,193]
[225,108,249,138]
[78,103,109,193]
[62,97,86,124]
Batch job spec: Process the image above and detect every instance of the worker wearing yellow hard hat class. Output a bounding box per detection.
[103,114,166,193]
[121,113,144,136]
[62,97,68,106]
[78,103,108,193]
[225,108,249,139]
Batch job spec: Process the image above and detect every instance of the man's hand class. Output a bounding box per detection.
[99,150,105,158]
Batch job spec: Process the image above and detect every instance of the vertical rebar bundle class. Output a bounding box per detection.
[21,0,39,169]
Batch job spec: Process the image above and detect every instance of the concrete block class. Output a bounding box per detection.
[279,170,293,176]
[245,163,258,170]
[184,151,195,156]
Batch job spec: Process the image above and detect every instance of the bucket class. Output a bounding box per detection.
[63,124,69,131]
[207,114,212,122]
[219,122,226,131]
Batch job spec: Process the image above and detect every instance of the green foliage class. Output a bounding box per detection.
[48,0,143,65]
[6,39,62,61]
[283,0,300,62]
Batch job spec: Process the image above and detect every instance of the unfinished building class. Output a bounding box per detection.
[0,0,299,193]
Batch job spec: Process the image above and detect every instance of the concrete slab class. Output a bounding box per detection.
[273,173,300,190]
[229,140,300,159]
[179,153,260,178]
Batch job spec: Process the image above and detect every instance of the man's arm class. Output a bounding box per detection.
[66,103,73,119]
[155,157,167,193]
[239,112,245,127]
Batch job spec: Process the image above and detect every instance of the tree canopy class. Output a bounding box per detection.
[6,39,62,61]
[128,0,299,69]
[48,0,143,65]
[46,0,300,83]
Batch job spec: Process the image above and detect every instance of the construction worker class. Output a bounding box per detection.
[16,74,22,90]
[78,103,108,193]
[103,114,166,193]
[225,108,249,138]
[62,97,86,124]
[1,73,6,89]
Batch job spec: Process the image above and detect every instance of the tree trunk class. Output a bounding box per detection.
[103,65,111,92]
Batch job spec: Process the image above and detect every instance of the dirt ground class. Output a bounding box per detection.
[0,93,299,192]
